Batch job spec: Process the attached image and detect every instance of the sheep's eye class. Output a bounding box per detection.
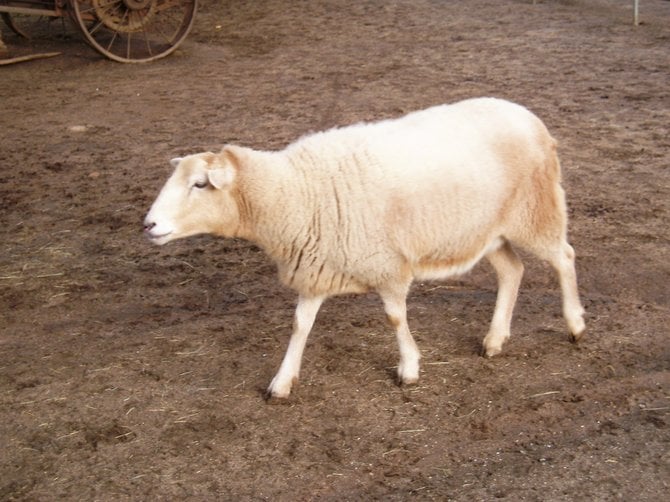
[193,180,208,189]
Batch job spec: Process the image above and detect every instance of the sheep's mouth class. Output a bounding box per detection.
[146,231,172,245]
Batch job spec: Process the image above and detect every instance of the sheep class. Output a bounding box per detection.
[144,97,586,399]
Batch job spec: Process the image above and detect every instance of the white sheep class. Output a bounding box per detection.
[144,97,586,399]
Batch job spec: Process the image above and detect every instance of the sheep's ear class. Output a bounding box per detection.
[208,167,236,189]
[170,157,183,168]
[220,144,249,169]
[210,145,249,188]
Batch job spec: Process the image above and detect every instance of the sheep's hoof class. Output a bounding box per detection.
[483,344,502,358]
[568,328,586,344]
[265,376,297,401]
[398,375,419,387]
[397,361,420,386]
[265,387,290,400]
[264,391,294,404]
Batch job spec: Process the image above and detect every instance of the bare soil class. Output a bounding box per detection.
[1,0,669,500]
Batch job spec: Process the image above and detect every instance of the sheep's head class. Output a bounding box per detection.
[144,147,244,245]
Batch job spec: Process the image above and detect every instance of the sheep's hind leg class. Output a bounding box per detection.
[482,241,525,357]
[548,242,586,341]
[522,237,586,342]
[267,295,324,399]
[380,286,421,385]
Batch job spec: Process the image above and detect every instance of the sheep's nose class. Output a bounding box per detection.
[143,221,156,233]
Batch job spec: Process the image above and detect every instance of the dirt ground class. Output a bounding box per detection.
[1,0,669,500]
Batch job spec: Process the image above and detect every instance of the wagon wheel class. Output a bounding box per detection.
[1,12,71,40]
[68,0,198,63]
[1,12,29,38]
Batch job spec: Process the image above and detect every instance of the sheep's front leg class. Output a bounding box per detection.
[267,295,324,399]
